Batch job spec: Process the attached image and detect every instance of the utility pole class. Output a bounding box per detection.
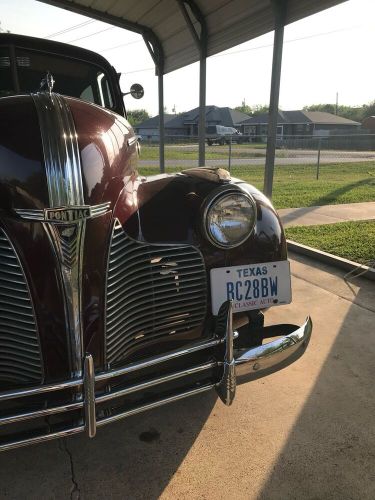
[335,92,338,115]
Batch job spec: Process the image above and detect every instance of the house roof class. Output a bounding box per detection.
[241,110,360,126]
[136,114,175,129]
[137,106,251,129]
[177,105,250,126]
[41,0,346,75]
[302,111,360,125]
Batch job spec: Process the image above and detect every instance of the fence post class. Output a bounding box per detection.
[228,136,232,173]
[316,138,321,180]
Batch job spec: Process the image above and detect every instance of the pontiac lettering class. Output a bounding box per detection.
[45,207,91,223]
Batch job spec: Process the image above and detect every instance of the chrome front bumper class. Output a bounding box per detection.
[216,301,312,405]
[0,302,312,451]
[236,317,313,380]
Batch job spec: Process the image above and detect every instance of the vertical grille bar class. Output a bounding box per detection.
[0,229,43,385]
[105,220,207,365]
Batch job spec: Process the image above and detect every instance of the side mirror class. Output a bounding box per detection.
[122,83,144,99]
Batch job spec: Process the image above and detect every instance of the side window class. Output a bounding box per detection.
[0,48,13,97]
[80,85,95,104]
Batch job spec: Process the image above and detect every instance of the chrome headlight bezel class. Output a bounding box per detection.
[202,187,257,249]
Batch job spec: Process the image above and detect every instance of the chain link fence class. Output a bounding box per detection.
[137,134,375,176]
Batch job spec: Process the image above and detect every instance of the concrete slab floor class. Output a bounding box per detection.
[0,254,374,500]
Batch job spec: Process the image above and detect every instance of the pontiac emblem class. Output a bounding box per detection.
[15,202,111,223]
[45,206,91,223]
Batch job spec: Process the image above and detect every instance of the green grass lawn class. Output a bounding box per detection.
[234,162,375,209]
[286,221,375,264]
[137,161,375,209]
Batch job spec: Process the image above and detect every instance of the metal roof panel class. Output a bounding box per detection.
[40,0,347,74]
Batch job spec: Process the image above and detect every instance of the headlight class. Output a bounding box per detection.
[203,188,256,248]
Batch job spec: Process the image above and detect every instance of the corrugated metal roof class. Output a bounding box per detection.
[40,0,346,74]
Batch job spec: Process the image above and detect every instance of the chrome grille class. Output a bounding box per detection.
[105,220,207,365]
[0,229,43,384]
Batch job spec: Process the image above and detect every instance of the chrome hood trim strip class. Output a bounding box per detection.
[31,92,86,376]
[31,92,84,207]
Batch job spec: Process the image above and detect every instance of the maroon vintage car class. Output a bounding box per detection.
[0,33,312,451]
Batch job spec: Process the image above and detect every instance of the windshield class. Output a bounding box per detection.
[0,46,114,109]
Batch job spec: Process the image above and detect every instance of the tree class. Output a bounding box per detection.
[303,103,336,114]
[251,104,269,116]
[303,103,366,122]
[234,99,253,115]
[0,22,10,33]
[234,102,269,116]
[127,109,150,126]
[363,100,375,118]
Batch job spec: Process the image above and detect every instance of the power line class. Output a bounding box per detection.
[101,39,142,52]
[122,67,154,75]
[117,24,363,75]
[45,19,96,39]
[67,26,114,43]
[216,25,361,58]
[47,21,141,51]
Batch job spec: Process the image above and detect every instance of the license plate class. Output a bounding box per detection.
[210,261,292,315]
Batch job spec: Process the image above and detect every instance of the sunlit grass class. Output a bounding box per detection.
[286,221,375,264]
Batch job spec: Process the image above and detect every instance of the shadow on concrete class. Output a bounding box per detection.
[69,391,217,499]
[259,270,375,499]
[0,390,217,499]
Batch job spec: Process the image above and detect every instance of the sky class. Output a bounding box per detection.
[1,0,374,116]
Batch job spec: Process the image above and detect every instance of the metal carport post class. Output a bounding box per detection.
[142,33,165,173]
[178,1,208,167]
[264,0,288,199]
